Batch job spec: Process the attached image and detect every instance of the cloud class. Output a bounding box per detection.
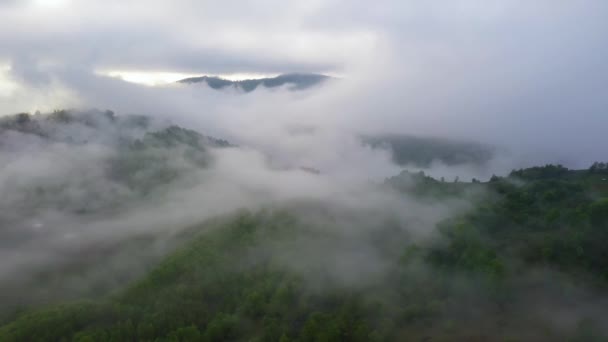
[0,0,364,74]
[0,112,474,312]
[1,1,607,170]
[2,3,608,335]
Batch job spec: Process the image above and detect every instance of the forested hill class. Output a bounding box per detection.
[0,110,231,215]
[1,160,608,341]
[362,134,495,167]
[0,109,230,148]
[178,73,330,92]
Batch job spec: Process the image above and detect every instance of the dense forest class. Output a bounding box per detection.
[1,111,608,341]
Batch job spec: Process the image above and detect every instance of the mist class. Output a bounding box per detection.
[2,1,608,171]
[1,1,607,340]
[0,110,473,317]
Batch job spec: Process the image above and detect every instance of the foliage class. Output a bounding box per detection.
[2,114,608,341]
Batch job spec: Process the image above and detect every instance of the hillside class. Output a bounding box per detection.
[1,148,608,341]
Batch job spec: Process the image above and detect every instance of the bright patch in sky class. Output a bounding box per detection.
[98,70,280,86]
[0,64,19,97]
[32,0,69,8]
[97,70,199,86]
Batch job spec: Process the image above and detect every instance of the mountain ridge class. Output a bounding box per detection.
[178,73,330,92]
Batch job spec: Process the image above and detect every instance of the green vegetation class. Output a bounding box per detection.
[2,111,608,341]
[1,163,607,341]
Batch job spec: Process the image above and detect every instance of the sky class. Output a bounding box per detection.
[0,0,607,170]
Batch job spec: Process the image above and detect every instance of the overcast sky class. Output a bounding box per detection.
[1,1,604,76]
[1,0,607,170]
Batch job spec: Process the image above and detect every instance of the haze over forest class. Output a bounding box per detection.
[0,1,607,341]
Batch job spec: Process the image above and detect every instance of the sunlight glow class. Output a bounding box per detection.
[97,70,280,86]
[0,64,19,97]
[32,0,70,8]
[97,70,200,86]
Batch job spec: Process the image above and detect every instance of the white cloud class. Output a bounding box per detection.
[1,0,607,169]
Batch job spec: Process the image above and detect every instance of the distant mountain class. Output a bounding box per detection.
[178,73,330,92]
[362,134,495,167]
